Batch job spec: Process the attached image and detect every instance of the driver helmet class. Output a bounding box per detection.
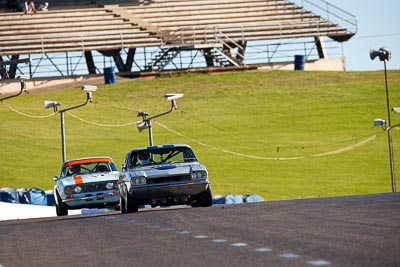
[137,151,151,165]
[69,164,81,175]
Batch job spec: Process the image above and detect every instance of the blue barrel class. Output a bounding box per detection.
[294,55,305,71]
[104,67,116,84]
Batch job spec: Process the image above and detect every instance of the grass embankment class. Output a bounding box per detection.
[1,70,399,200]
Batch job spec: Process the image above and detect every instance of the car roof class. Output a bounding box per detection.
[129,144,192,153]
[62,157,114,168]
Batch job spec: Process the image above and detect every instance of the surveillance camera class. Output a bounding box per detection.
[17,75,30,80]
[164,93,184,101]
[136,121,149,132]
[44,100,61,109]
[137,110,149,117]
[373,118,386,127]
[82,85,97,92]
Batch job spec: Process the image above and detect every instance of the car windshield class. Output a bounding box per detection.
[61,161,118,177]
[130,147,197,167]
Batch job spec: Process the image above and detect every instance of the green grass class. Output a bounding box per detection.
[1,70,399,200]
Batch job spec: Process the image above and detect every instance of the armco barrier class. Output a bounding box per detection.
[0,188,264,208]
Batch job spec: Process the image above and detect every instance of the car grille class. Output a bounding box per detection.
[146,174,191,185]
[80,182,115,192]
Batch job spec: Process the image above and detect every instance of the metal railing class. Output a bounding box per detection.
[1,37,343,79]
[288,0,357,34]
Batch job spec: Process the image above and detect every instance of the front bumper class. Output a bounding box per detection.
[128,181,209,200]
[63,191,119,208]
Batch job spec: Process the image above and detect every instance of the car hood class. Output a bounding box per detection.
[59,172,119,186]
[129,163,205,178]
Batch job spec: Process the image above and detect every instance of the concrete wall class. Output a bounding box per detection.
[257,58,346,72]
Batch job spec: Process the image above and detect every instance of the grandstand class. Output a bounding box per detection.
[0,0,356,80]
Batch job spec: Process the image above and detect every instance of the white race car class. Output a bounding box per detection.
[119,144,212,213]
[53,157,120,216]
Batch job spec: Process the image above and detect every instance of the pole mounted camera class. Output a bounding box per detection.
[44,100,61,112]
[44,85,97,163]
[82,85,97,102]
[164,93,184,109]
[0,74,31,102]
[136,93,184,145]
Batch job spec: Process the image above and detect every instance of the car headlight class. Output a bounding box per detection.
[191,171,208,180]
[105,182,115,190]
[131,177,147,185]
[64,186,74,195]
[74,186,82,194]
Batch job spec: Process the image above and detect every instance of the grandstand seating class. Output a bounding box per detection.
[0,0,356,77]
[0,7,162,55]
[122,0,353,44]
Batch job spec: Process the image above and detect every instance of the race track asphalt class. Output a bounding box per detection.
[0,193,399,267]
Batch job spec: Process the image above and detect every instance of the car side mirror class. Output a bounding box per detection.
[53,176,59,181]
[121,163,126,172]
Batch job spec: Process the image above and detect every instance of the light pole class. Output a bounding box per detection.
[45,85,97,162]
[136,94,184,146]
[370,47,397,192]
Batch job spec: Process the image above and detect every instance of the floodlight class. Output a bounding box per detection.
[369,45,396,192]
[370,47,391,62]
[164,93,184,101]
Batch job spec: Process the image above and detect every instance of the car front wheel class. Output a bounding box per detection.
[199,186,213,207]
[125,193,139,213]
[56,193,68,216]
[120,196,126,213]
[191,186,213,207]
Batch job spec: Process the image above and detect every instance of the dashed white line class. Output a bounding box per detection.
[255,247,273,252]
[177,231,190,235]
[307,260,331,266]
[231,243,248,247]
[194,235,208,239]
[279,253,299,259]
[212,239,227,243]
[106,216,332,265]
